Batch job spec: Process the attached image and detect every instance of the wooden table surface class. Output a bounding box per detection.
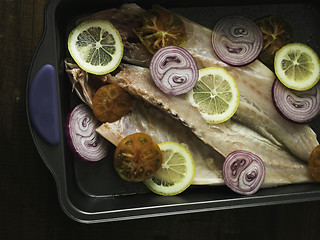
[1,0,320,239]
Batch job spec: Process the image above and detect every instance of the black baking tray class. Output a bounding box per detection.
[26,0,320,223]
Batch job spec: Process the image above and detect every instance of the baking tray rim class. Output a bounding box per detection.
[26,0,320,223]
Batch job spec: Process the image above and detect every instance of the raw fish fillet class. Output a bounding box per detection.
[64,58,314,186]
[96,101,225,185]
[96,100,313,187]
[105,64,313,186]
[172,7,319,161]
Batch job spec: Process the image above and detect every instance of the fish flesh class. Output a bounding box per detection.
[65,58,314,186]
[96,100,313,187]
[96,100,225,185]
[105,63,313,186]
[172,7,319,162]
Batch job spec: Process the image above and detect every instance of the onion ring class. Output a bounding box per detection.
[222,150,265,195]
[272,79,320,123]
[66,104,109,162]
[212,15,263,66]
[150,46,199,95]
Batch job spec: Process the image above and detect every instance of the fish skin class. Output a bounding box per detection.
[64,59,107,107]
[76,4,152,67]
[105,63,313,186]
[96,99,313,187]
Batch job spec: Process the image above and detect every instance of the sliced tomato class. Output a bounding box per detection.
[134,9,187,54]
[114,133,163,182]
[309,145,320,182]
[92,84,132,123]
[255,15,293,66]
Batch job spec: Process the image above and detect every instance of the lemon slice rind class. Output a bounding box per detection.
[68,20,123,75]
[143,142,195,196]
[274,43,320,91]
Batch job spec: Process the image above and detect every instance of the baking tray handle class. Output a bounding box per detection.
[28,64,60,145]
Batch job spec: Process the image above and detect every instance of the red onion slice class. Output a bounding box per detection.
[212,15,263,66]
[150,46,199,95]
[272,79,320,123]
[222,150,265,195]
[66,104,109,162]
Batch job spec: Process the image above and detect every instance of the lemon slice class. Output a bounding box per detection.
[68,20,123,75]
[274,43,320,91]
[187,67,239,123]
[143,142,195,196]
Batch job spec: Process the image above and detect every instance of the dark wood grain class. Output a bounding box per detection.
[1,0,320,239]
